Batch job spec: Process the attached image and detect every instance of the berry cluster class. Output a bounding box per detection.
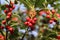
[39,9,60,24]
[1,1,15,34]
[4,1,15,20]
[6,25,14,34]
[24,17,37,30]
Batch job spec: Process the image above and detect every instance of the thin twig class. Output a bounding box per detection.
[21,27,28,40]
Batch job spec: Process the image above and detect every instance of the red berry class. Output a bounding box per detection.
[2,20,6,24]
[0,26,4,29]
[29,19,32,23]
[51,18,56,21]
[31,20,35,24]
[56,35,60,39]
[8,27,14,34]
[33,18,37,21]
[46,15,50,18]
[51,9,55,14]
[28,23,33,27]
[8,27,13,31]
[4,10,7,13]
[9,8,13,11]
[49,20,54,24]
[26,17,30,21]
[7,12,12,16]
[6,16,10,19]
[12,5,15,9]
[39,11,46,16]
[24,22,28,25]
[0,34,5,40]
[46,11,50,15]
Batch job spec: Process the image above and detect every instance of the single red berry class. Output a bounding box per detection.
[28,23,33,27]
[9,8,13,11]
[46,11,50,15]
[51,18,56,21]
[7,12,12,16]
[8,27,14,34]
[29,19,32,23]
[0,34,5,40]
[2,20,6,24]
[4,10,7,13]
[6,16,10,19]
[12,5,15,9]
[26,17,30,21]
[56,35,60,39]
[39,11,46,16]
[49,20,54,24]
[33,18,37,21]
[24,22,28,25]
[51,9,55,14]
[46,15,50,18]
[31,20,35,24]
[8,27,13,31]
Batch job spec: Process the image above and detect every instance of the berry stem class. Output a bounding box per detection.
[21,27,29,40]
[0,30,5,36]
[6,28,8,40]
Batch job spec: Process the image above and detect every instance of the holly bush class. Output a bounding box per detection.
[0,0,60,40]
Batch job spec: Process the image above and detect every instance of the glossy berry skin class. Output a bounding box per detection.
[2,20,6,24]
[4,10,7,13]
[7,12,12,16]
[56,35,60,39]
[33,18,37,21]
[9,27,14,34]
[51,9,55,14]
[26,17,30,21]
[49,20,54,24]
[46,11,50,15]
[28,23,33,27]
[24,22,28,25]
[31,20,35,24]
[51,18,56,21]
[24,17,37,30]
[46,15,50,18]
[6,16,10,19]
[9,8,13,11]
[8,27,13,32]
[12,5,15,9]
[29,19,32,23]
[0,34,5,40]
[6,25,14,34]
